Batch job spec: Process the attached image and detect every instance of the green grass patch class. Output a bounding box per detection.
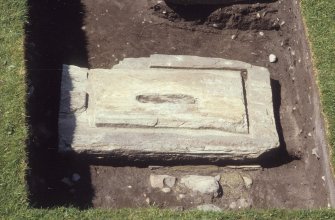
[0,0,335,219]
[0,0,29,216]
[301,0,335,168]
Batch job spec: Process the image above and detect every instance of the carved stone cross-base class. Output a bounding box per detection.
[59,55,279,161]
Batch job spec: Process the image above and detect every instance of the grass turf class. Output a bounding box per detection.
[0,0,334,219]
[301,0,335,167]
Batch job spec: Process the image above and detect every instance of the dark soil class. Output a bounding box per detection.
[25,0,331,209]
[151,2,280,30]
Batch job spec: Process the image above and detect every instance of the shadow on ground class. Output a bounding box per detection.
[25,0,92,209]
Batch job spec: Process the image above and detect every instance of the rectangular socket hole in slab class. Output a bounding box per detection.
[136,94,197,104]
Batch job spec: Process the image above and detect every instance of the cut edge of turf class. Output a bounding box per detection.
[300,0,335,175]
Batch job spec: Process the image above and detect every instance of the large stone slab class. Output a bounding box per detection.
[90,68,247,133]
[59,55,279,161]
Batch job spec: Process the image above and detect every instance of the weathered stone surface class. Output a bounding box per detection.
[180,175,220,196]
[220,172,245,199]
[59,65,88,114]
[150,174,175,188]
[242,176,253,189]
[90,68,247,133]
[59,55,279,160]
[164,176,176,188]
[150,174,167,188]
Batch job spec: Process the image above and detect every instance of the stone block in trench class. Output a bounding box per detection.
[58,55,279,161]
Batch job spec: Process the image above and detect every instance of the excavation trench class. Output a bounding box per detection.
[25,0,332,209]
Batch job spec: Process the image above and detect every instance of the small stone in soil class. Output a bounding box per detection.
[269,54,277,63]
[231,35,237,40]
[164,176,176,188]
[312,147,320,159]
[71,173,81,182]
[242,176,253,189]
[61,177,73,186]
[161,187,171,193]
[229,202,237,209]
[150,174,166,188]
[178,194,186,199]
[180,175,220,197]
[150,174,176,188]
[197,204,222,212]
[212,23,220,28]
